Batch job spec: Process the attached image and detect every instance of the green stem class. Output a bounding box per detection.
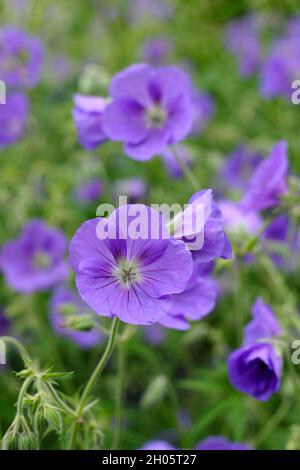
[234,255,244,346]
[1,336,31,366]
[45,383,76,417]
[253,400,290,447]
[16,377,33,418]
[172,146,199,191]
[112,338,127,449]
[67,317,120,449]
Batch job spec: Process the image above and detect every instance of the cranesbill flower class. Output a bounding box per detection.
[50,287,104,349]
[173,189,232,263]
[241,141,289,212]
[102,64,195,160]
[158,262,217,330]
[140,440,177,450]
[112,178,147,203]
[139,37,172,65]
[218,200,262,236]
[0,309,10,336]
[74,179,103,205]
[0,26,43,88]
[0,220,68,293]
[69,205,193,325]
[72,94,108,150]
[228,299,282,401]
[0,92,29,148]
[224,14,262,77]
[196,436,252,450]
[218,146,262,194]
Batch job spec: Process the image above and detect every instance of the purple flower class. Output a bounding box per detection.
[173,190,231,263]
[112,178,147,203]
[161,145,194,179]
[241,141,289,212]
[50,287,104,349]
[219,146,263,194]
[159,262,217,330]
[139,37,172,65]
[0,220,68,293]
[140,440,177,450]
[72,94,108,150]
[244,299,283,346]
[224,14,262,77]
[228,299,282,401]
[69,205,193,325]
[191,92,215,135]
[262,214,300,269]
[0,26,43,88]
[0,309,10,336]
[260,28,300,98]
[0,92,29,148]
[74,179,103,205]
[143,324,166,345]
[196,436,252,450]
[218,200,262,236]
[102,64,195,160]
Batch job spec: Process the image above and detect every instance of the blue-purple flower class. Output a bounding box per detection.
[173,189,232,263]
[158,262,217,330]
[69,205,193,325]
[228,299,282,401]
[161,145,194,179]
[224,14,262,77]
[102,64,195,160]
[74,179,103,205]
[241,141,289,212]
[0,26,43,88]
[218,146,263,195]
[191,92,215,135]
[140,440,177,450]
[219,200,262,236]
[72,94,108,150]
[50,287,104,349]
[0,92,29,148]
[112,178,147,203]
[196,436,252,450]
[139,37,172,65]
[0,220,68,293]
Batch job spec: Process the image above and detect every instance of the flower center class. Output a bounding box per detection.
[114,258,141,287]
[146,105,167,129]
[33,251,52,269]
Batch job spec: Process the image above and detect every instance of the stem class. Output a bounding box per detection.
[172,146,199,191]
[234,255,244,346]
[45,383,76,417]
[1,336,31,366]
[253,400,290,447]
[112,338,127,449]
[67,317,120,449]
[16,377,33,418]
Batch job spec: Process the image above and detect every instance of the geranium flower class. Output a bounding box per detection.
[0,220,68,293]
[102,63,195,160]
[69,205,193,325]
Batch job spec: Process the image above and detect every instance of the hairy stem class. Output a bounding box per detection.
[112,337,127,449]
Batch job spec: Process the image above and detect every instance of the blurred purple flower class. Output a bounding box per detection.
[260,22,300,99]
[140,440,177,450]
[74,179,103,205]
[72,94,108,150]
[50,287,104,349]
[0,26,44,88]
[69,205,193,325]
[0,92,29,148]
[139,37,172,65]
[159,262,217,330]
[161,145,194,179]
[228,299,282,401]
[0,309,10,336]
[0,220,68,293]
[224,14,262,77]
[219,146,263,194]
[191,92,215,135]
[241,141,289,212]
[143,323,166,345]
[219,200,262,236]
[112,178,147,203]
[196,436,252,450]
[102,64,195,160]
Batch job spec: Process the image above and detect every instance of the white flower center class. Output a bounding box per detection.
[146,105,167,129]
[114,258,141,287]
